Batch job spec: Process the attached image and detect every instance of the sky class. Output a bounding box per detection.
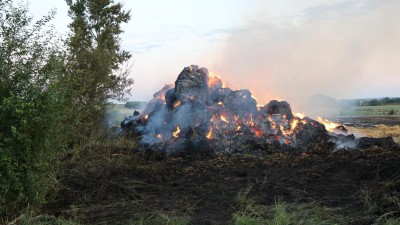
[29,0,400,110]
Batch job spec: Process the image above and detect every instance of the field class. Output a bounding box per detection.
[340,105,400,116]
[19,104,400,225]
[37,145,400,225]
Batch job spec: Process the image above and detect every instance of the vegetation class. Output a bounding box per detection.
[124,101,147,109]
[232,188,347,225]
[340,105,400,116]
[0,0,64,217]
[0,0,133,221]
[63,0,133,145]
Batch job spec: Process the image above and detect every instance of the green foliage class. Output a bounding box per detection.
[232,188,347,225]
[0,0,65,219]
[359,97,400,106]
[124,101,143,109]
[63,0,133,144]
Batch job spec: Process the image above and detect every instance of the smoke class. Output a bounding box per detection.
[210,0,400,116]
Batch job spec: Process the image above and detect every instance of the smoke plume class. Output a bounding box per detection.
[210,0,400,116]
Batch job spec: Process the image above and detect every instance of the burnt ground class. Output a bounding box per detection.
[329,115,400,127]
[42,146,400,225]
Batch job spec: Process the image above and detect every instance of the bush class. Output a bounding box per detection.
[0,1,64,218]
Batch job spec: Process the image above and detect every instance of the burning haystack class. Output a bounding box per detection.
[121,65,398,155]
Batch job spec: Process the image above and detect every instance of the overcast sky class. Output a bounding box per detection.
[29,0,400,107]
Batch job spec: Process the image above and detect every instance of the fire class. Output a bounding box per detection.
[253,128,262,137]
[294,112,305,119]
[172,126,180,138]
[317,117,341,132]
[173,101,181,108]
[218,101,224,106]
[236,126,241,131]
[207,71,226,88]
[220,114,229,123]
[290,118,299,131]
[206,126,213,139]
[144,115,149,120]
[248,114,255,126]
[156,134,164,141]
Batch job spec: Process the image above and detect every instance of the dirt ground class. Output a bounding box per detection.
[329,115,400,127]
[42,145,400,225]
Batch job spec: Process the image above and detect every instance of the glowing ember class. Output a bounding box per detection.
[206,126,213,139]
[173,101,181,108]
[144,115,149,120]
[317,117,342,132]
[254,128,262,137]
[236,126,241,131]
[217,101,224,106]
[172,126,180,138]
[220,114,229,123]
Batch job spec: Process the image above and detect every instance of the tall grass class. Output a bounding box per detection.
[232,187,347,225]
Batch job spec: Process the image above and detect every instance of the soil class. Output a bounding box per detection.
[42,146,400,225]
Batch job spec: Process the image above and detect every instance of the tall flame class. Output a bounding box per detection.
[317,117,341,132]
[294,112,305,119]
[206,126,213,139]
[172,126,180,138]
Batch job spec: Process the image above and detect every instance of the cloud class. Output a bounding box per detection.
[209,0,400,114]
[202,27,248,37]
[129,43,162,54]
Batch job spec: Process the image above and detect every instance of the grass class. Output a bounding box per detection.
[9,214,79,225]
[348,125,400,143]
[232,187,347,225]
[130,213,190,225]
[340,105,400,116]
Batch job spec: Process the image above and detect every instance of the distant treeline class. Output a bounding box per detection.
[357,97,400,106]
[125,101,148,109]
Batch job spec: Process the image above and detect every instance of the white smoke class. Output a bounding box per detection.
[209,0,400,115]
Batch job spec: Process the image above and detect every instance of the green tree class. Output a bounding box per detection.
[64,0,133,144]
[0,0,65,217]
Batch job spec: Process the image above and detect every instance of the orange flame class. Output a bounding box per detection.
[206,126,213,139]
[208,72,226,88]
[236,126,241,131]
[317,117,341,132]
[172,126,180,138]
[248,114,255,126]
[173,101,181,108]
[291,118,299,129]
[221,114,229,123]
[294,112,305,119]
